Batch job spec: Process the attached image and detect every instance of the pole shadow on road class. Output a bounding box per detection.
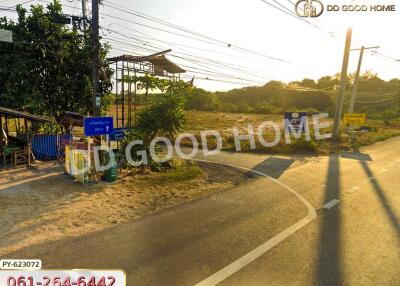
[316,150,400,285]
[359,160,400,240]
[342,151,399,240]
[316,153,342,286]
[340,151,372,162]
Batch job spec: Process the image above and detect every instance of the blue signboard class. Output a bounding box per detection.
[84,117,114,137]
[110,128,126,141]
[284,112,307,133]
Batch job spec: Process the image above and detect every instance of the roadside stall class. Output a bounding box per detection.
[59,111,92,184]
[0,106,56,168]
[60,112,116,184]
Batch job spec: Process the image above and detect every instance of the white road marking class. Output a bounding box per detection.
[322,199,340,210]
[190,157,317,286]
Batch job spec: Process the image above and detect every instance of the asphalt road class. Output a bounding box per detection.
[4,137,400,286]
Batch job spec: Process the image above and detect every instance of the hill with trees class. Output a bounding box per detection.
[185,72,400,119]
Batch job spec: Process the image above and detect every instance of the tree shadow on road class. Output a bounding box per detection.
[316,153,342,286]
[251,157,295,179]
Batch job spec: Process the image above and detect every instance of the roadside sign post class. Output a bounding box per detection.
[343,113,366,126]
[83,117,114,137]
[110,128,126,141]
[83,116,114,182]
[284,112,307,133]
[343,113,366,153]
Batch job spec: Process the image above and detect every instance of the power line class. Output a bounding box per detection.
[26,0,400,69]
[371,51,400,63]
[102,0,293,63]
[39,0,301,75]
[105,35,272,83]
[107,42,266,84]
[10,0,400,86]
[104,23,284,68]
[102,23,279,75]
[102,26,274,78]
[109,46,265,85]
[103,27,276,80]
[180,74,262,86]
[355,95,400,104]
[0,0,34,8]
[259,0,325,32]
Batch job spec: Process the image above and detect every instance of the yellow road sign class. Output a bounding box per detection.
[343,113,366,125]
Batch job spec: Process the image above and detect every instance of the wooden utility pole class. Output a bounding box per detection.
[348,46,380,113]
[81,0,88,35]
[333,27,352,141]
[92,0,100,116]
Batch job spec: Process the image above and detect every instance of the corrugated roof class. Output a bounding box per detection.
[0,106,56,123]
[108,54,186,74]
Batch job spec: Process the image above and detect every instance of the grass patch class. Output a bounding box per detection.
[182,111,400,155]
[160,165,203,182]
[104,110,399,155]
[142,164,204,184]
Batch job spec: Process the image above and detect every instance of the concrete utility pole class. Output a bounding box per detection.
[92,0,100,116]
[333,27,352,141]
[348,46,380,113]
[81,0,88,35]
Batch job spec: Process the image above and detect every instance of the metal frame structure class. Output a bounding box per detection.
[108,50,186,128]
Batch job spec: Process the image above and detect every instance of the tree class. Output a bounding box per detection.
[357,71,387,92]
[0,0,112,122]
[300,78,317,88]
[317,76,338,89]
[387,78,400,92]
[264,80,285,89]
[185,88,218,111]
[136,73,158,107]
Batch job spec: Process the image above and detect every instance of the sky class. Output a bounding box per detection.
[1,0,400,91]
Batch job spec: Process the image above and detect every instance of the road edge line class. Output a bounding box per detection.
[190,158,317,286]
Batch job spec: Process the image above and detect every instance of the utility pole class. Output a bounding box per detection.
[348,46,380,113]
[92,0,100,116]
[81,0,88,35]
[333,27,352,141]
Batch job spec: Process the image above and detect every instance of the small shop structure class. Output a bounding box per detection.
[0,106,57,167]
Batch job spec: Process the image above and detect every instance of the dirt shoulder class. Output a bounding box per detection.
[0,161,250,256]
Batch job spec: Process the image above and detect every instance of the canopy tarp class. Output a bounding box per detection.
[108,54,186,74]
[0,106,55,123]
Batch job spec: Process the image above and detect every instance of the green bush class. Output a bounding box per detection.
[122,93,186,170]
[288,137,318,153]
